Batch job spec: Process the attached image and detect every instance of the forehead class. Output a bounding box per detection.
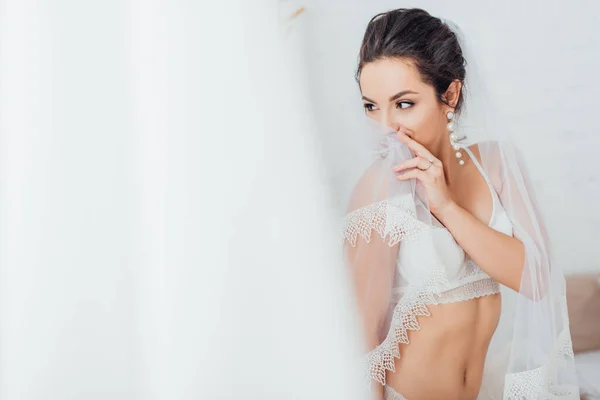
[359,58,428,96]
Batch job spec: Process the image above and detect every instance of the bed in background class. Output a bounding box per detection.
[566,272,600,400]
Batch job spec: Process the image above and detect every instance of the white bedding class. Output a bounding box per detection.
[576,350,600,399]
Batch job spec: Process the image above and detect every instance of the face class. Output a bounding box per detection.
[359,57,459,147]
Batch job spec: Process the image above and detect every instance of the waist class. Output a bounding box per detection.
[386,293,501,400]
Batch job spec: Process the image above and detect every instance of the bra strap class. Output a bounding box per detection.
[462,145,497,226]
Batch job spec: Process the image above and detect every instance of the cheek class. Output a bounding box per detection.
[365,113,380,124]
[397,105,432,132]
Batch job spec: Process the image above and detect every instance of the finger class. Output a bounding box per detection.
[396,129,440,166]
[398,133,434,161]
[393,156,419,172]
[393,156,429,172]
[396,169,430,182]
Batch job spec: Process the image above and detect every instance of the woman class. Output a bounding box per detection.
[341,8,579,400]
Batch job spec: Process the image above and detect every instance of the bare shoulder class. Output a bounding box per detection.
[466,140,501,160]
[466,143,482,163]
[466,140,503,163]
[466,141,503,191]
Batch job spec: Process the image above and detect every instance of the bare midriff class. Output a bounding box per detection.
[385,292,501,400]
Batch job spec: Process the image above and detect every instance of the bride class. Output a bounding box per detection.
[341,8,579,400]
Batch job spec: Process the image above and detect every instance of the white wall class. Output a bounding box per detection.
[299,0,600,275]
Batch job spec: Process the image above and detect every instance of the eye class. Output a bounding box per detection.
[363,103,377,112]
[397,101,414,110]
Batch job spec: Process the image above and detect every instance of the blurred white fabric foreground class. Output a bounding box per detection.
[0,1,362,399]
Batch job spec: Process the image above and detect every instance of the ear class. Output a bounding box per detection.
[442,80,462,109]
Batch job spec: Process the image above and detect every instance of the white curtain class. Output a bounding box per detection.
[0,1,363,399]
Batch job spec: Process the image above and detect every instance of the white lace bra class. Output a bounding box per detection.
[395,146,513,295]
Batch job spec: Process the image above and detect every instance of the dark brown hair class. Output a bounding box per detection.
[356,8,467,115]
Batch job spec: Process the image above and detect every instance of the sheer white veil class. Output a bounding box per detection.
[339,15,580,399]
[449,18,579,399]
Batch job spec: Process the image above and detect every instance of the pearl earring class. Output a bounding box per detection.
[446,110,466,166]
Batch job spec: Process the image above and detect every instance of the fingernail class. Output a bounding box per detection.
[393,164,402,171]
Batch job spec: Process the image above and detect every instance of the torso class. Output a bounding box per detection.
[386,143,509,400]
[386,294,501,400]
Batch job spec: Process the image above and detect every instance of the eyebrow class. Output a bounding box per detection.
[362,90,419,104]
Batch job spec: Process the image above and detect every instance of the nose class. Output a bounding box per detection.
[381,112,402,132]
